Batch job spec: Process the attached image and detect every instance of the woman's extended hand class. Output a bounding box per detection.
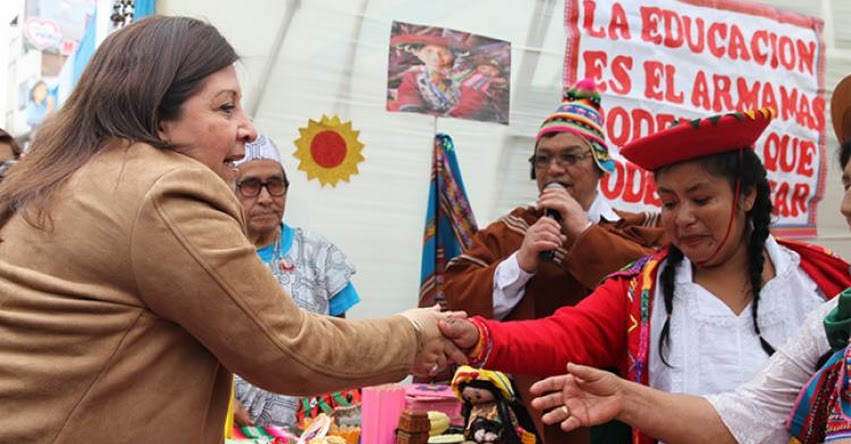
[401,305,468,377]
[530,363,625,432]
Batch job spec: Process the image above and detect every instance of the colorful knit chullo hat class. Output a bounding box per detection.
[535,78,614,174]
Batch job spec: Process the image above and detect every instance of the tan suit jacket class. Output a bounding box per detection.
[0,143,417,443]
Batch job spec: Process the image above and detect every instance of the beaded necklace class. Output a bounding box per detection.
[417,69,459,113]
[270,228,295,273]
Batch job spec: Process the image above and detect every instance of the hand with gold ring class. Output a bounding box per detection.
[530,363,626,432]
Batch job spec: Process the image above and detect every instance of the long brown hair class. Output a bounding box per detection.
[0,16,239,230]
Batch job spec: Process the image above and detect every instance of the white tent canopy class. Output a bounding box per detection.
[158,0,851,319]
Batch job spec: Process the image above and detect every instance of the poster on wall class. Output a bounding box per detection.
[26,78,58,130]
[387,21,511,125]
[564,0,825,236]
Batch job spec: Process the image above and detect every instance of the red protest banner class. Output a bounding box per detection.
[564,0,826,236]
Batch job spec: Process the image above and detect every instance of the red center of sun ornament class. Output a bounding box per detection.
[310,130,347,168]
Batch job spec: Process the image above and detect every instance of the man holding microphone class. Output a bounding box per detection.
[443,78,664,444]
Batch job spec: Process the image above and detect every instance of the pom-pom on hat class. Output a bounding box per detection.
[235,133,282,167]
[831,74,851,144]
[536,78,614,173]
[620,107,775,171]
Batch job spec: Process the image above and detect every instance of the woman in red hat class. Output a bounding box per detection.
[440,107,851,444]
[515,77,851,444]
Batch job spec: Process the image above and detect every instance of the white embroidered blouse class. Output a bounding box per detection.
[648,236,825,399]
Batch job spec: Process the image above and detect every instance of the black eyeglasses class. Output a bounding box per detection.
[236,177,288,197]
[529,150,593,169]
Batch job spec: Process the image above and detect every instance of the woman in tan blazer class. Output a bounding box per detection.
[0,16,463,443]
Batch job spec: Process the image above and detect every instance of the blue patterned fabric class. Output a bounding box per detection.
[419,133,478,307]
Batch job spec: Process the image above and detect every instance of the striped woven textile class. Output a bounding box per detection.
[229,424,295,442]
[418,133,478,308]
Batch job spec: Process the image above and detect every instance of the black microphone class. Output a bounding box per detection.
[539,182,564,262]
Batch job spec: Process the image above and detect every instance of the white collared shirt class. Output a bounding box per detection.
[492,192,619,319]
[586,190,620,223]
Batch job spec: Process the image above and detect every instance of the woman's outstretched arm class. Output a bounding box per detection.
[530,363,735,444]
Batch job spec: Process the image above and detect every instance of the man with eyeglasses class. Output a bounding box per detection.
[229,134,361,428]
[443,79,664,444]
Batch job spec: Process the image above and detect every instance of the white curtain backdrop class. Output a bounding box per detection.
[157,0,851,319]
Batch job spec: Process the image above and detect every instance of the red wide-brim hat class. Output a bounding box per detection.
[390,34,467,51]
[831,75,851,144]
[620,108,775,171]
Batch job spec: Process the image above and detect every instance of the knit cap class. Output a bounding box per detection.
[535,78,614,173]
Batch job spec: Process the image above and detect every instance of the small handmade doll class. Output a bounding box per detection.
[450,366,537,444]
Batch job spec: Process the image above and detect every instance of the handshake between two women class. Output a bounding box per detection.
[399,306,486,378]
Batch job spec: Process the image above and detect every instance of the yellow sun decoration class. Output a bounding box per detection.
[293,115,365,187]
